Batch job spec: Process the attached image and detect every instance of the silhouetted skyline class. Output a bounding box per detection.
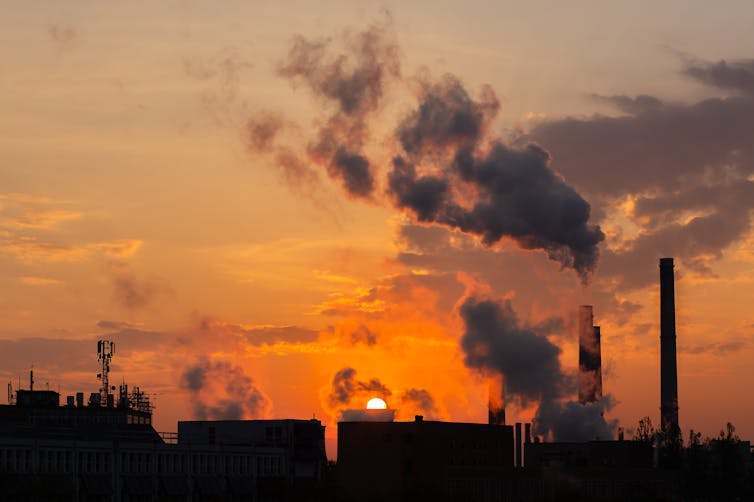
[1,2,754,463]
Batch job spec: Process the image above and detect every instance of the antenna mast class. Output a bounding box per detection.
[97,340,114,407]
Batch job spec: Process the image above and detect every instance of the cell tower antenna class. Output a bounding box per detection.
[97,340,114,407]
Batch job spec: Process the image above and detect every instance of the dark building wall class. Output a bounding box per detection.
[525,441,653,470]
[337,419,513,501]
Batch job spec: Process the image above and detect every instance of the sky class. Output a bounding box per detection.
[2,0,754,458]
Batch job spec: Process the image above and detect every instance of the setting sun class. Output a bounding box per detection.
[366,397,387,410]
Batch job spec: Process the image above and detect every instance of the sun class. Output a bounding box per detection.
[366,397,387,409]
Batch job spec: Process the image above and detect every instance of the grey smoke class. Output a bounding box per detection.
[459,296,616,441]
[389,76,604,279]
[535,397,618,442]
[349,324,378,346]
[460,297,568,405]
[277,20,400,198]
[180,358,270,420]
[400,388,441,419]
[397,74,499,154]
[327,367,391,408]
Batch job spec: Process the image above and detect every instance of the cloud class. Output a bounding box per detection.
[680,339,748,356]
[684,58,754,95]
[197,317,320,346]
[18,276,62,286]
[180,357,271,420]
[592,94,664,115]
[529,75,754,288]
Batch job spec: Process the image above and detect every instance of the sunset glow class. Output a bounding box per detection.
[1,1,754,463]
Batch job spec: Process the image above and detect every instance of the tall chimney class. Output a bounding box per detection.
[660,258,679,433]
[578,306,602,404]
[488,375,506,425]
[515,422,522,468]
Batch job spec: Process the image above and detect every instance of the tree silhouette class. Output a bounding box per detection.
[634,416,654,443]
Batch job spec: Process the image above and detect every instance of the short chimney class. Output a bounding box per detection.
[488,375,506,425]
[415,415,423,423]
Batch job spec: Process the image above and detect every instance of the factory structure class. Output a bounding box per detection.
[0,342,327,500]
[0,258,751,500]
[335,258,753,501]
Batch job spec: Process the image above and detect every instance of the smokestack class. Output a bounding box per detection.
[515,422,522,468]
[660,258,679,433]
[487,375,506,425]
[593,326,602,400]
[578,306,602,404]
[525,423,531,444]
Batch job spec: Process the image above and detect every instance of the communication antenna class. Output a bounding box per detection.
[97,340,114,407]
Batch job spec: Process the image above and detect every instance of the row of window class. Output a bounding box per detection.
[0,448,283,477]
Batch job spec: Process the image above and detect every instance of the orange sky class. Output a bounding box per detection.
[2,1,754,458]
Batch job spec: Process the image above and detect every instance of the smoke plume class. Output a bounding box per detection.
[327,367,391,409]
[267,20,604,278]
[277,19,400,198]
[181,357,271,420]
[389,76,604,278]
[400,388,441,420]
[459,296,617,441]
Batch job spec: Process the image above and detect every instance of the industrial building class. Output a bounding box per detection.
[0,344,326,501]
[337,415,514,501]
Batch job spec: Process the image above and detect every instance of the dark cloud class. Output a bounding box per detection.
[0,337,93,374]
[529,96,754,197]
[197,317,319,346]
[180,358,270,420]
[530,80,754,289]
[680,339,748,356]
[592,94,664,115]
[96,320,137,331]
[327,367,391,409]
[400,388,441,420]
[684,58,754,95]
[277,18,400,198]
